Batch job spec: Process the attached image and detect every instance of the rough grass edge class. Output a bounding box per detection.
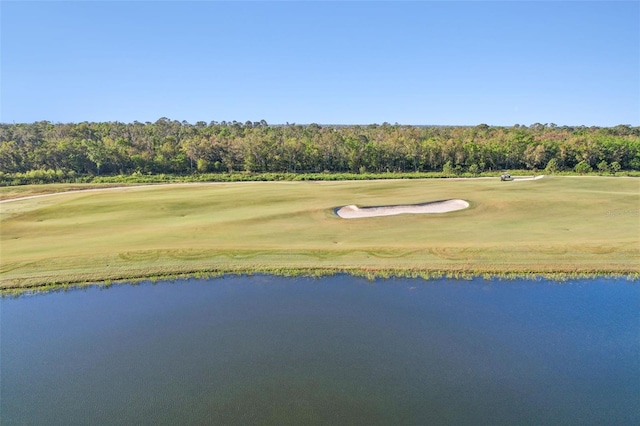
[2,169,640,187]
[2,268,638,298]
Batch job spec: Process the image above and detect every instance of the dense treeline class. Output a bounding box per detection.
[1,119,639,181]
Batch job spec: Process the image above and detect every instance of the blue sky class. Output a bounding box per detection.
[2,1,638,126]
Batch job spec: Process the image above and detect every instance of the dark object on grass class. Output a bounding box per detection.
[501,173,513,181]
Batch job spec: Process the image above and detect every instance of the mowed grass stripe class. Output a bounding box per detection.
[1,177,638,289]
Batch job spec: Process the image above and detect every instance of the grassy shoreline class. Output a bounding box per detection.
[2,176,638,293]
[3,269,638,298]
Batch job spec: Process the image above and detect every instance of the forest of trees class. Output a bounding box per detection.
[1,119,639,181]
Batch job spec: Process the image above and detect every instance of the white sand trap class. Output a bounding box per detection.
[336,199,470,219]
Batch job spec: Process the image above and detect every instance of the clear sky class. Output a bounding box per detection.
[1,1,638,126]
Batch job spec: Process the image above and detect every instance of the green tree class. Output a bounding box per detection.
[442,160,454,176]
[610,161,621,175]
[574,160,592,175]
[0,121,638,178]
[0,141,23,172]
[596,160,609,174]
[83,139,109,175]
[544,158,559,174]
[524,144,547,169]
[196,158,210,172]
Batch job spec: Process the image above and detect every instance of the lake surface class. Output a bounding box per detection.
[2,276,639,425]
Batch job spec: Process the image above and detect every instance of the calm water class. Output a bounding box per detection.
[1,276,639,425]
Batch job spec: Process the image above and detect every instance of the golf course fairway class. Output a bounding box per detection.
[1,176,638,290]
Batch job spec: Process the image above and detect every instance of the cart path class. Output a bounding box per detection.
[0,175,546,204]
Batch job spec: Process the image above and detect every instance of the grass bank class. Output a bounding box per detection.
[3,169,639,189]
[1,176,638,291]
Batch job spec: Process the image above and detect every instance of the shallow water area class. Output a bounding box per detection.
[2,275,639,425]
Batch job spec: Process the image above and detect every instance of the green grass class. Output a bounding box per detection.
[4,169,639,189]
[0,182,142,201]
[1,176,638,290]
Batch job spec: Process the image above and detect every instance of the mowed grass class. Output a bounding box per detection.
[1,177,638,289]
[0,182,141,201]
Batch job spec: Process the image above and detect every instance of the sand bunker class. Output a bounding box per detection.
[336,199,469,219]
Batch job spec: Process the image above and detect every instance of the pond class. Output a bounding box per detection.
[2,276,639,425]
